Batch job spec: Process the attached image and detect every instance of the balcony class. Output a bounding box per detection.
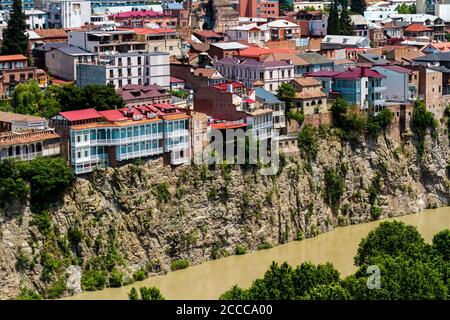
[164,142,189,152]
[89,133,163,146]
[116,147,163,161]
[165,129,189,139]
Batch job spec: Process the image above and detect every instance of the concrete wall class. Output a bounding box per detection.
[46,50,76,81]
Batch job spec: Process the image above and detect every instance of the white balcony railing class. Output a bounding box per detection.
[75,133,163,147]
[164,142,189,152]
[116,147,164,161]
[165,130,189,138]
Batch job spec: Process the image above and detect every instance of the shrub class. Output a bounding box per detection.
[31,211,52,236]
[44,276,66,299]
[298,125,319,162]
[81,269,107,291]
[235,244,247,255]
[16,288,42,300]
[411,100,436,158]
[170,259,189,271]
[154,183,171,204]
[323,168,345,213]
[370,206,382,220]
[68,226,83,246]
[257,242,273,250]
[132,269,148,282]
[108,269,124,288]
[128,287,139,300]
[139,286,165,300]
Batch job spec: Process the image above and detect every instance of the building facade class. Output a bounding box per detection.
[46,0,91,29]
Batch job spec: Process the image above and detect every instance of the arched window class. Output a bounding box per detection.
[36,143,43,152]
[15,146,21,155]
[30,144,35,153]
[8,146,13,156]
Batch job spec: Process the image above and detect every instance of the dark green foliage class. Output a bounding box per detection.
[396,3,416,14]
[0,159,29,208]
[68,226,83,247]
[221,222,450,300]
[15,288,42,300]
[411,100,436,158]
[154,183,171,204]
[432,230,450,261]
[44,276,66,299]
[128,287,139,300]
[354,221,425,267]
[15,250,30,271]
[323,168,345,213]
[132,269,148,281]
[327,1,340,35]
[1,0,28,55]
[298,125,319,162]
[31,211,52,237]
[81,269,107,291]
[40,251,61,283]
[139,287,165,300]
[350,0,366,15]
[170,259,189,271]
[7,83,125,118]
[366,109,394,136]
[286,109,304,125]
[108,269,124,288]
[276,83,295,111]
[170,89,189,99]
[235,244,247,255]
[339,8,353,36]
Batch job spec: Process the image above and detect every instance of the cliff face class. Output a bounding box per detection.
[0,128,448,299]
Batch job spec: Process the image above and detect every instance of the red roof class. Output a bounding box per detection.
[60,108,102,122]
[194,30,223,39]
[213,81,246,91]
[404,24,433,32]
[98,110,128,122]
[126,27,176,35]
[305,71,341,77]
[211,122,247,129]
[243,98,255,103]
[334,67,385,79]
[170,76,185,83]
[238,47,295,59]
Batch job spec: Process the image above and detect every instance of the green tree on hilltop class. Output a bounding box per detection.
[327,1,340,35]
[1,0,29,55]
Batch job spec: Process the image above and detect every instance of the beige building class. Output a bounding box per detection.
[290,77,327,115]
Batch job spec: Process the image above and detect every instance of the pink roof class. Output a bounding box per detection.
[170,76,185,83]
[98,110,128,122]
[60,108,102,122]
[244,98,255,103]
[380,65,414,74]
[334,67,385,79]
[111,10,163,19]
[126,27,176,35]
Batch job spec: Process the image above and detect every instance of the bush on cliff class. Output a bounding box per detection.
[170,259,189,271]
[128,286,165,300]
[411,100,437,158]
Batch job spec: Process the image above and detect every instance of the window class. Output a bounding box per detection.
[269,71,273,79]
[169,46,173,50]
[154,47,158,52]
[127,68,131,76]
[118,58,122,66]
[138,57,141,64]
[118,69,123,77]
[127,57,131,65]
[118,80,122,88]
[109,70,113,78]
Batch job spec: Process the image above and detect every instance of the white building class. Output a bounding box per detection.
[214,57,295,93]
[25,9,47,29]
[46,46,96,81]
[76,51,170,90]
[46,0,91,29]
[293,1,331,11]
[226,23,270,45]
[321,35,370,49]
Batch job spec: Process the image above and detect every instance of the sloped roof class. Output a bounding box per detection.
[291,77,321,87]
[404,24,433,32]
[34,29,68,38]
[0,54,27,62]
[414,51,450,62]
[334,67,385,79]
[350,14,369,26]
[210,42,249,50]
[298,52,332,65]
[378,65,414,74]
[0,111,45,123]
[262,52,309,66]
[59,109,103,122]
[255,87,282,103]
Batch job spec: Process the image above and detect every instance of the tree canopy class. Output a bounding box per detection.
[350,0,366,15]
[327,1,341,35]
[1,0,28,55]
[339,8,354,36]
[220,222,450,300]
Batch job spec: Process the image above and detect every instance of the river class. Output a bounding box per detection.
[66,206,450,300]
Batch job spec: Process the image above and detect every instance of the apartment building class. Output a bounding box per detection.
[76,51,170,89]
[238,0,279,19]
[0,54,47,98]
[109,9,177,29]
[214,57,295,92]
[50,105,190,174]
[45,46,96,81]
[254,87,286,134]
[372,65,418,103]
[321,35,370,50]
[306,67,387,110]
[294,10,327,37]
[24,9,47,30]
[226,24,270,46]
[46,0,91,29]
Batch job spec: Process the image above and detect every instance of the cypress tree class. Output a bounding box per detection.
[350,0,366,15]
[339,8,353,36]
[327,1,340,36]
[1,0,29,55]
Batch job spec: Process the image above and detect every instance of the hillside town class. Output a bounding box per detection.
[0,0,449,175]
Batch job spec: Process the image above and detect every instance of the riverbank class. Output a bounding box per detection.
[66,206,450,300]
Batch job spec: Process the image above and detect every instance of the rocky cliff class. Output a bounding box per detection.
[0,126,448,299]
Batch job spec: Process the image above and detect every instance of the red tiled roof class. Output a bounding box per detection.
[404,24,433,32]
[59,108,102,122]
[170,76,185,83]
[34,29,68,38]
[305,71,341,77]
[128,27,176,35]
[211,122,247,129]
[0,54,27,62]
[98,110,128,122]
[213,81,246,91]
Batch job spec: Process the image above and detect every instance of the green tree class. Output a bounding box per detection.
[432,229,450,261]
[1,0,28,55]
[327,1,340,35]
[350,0,366,15]
[291,262,340,297]
[0,159,29,208]
[139,287,165,300]
[276,83,296,111]
[366,108,394,136]
[339,8,353,36]
[301,282,350,300]
[128,287,139,300]
[298,124,319,162]
[10,82,61,118]
[411,100,436,158]
[354,221,426,267]
[80,84,124,111]
[323,168,345,213]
